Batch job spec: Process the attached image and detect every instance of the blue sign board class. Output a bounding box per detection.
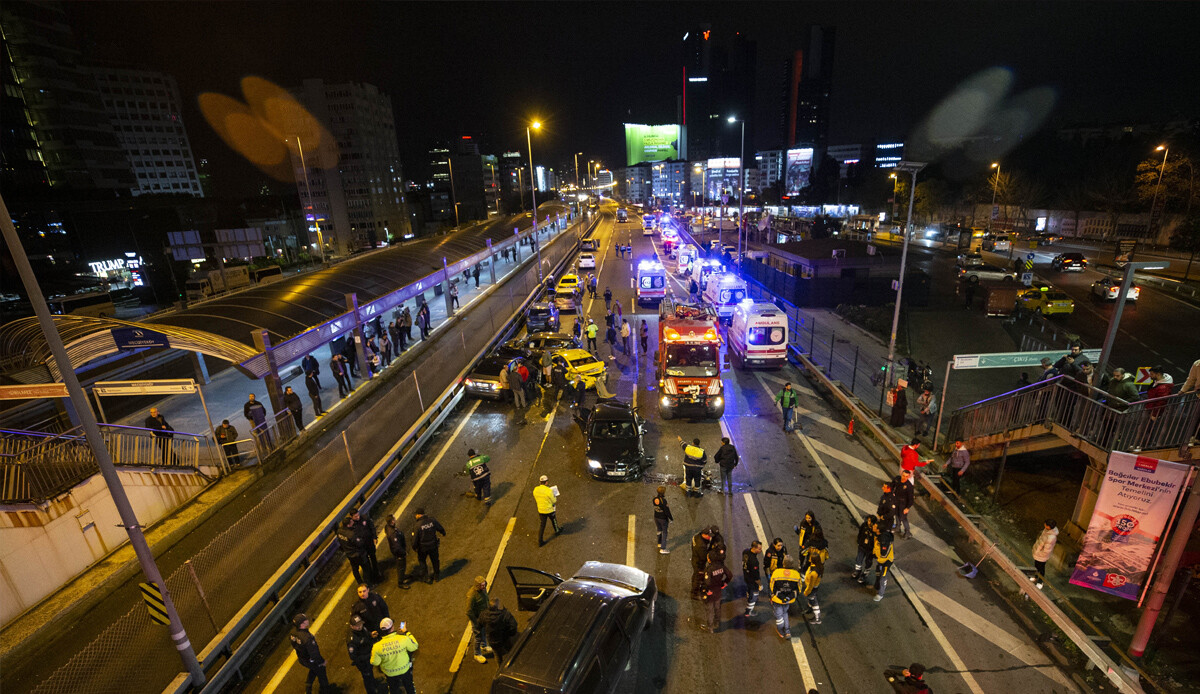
[111,327,171,350]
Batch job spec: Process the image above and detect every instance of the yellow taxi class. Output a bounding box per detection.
[555,273,580,294]
[1016,288,1075,316]
[548,348,607,389]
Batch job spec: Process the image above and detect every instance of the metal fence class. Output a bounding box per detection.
[249,408,299,460]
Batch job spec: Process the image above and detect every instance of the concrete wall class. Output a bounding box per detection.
[0,468,210,626]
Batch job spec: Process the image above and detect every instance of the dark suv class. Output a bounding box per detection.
[526,302,560,332]
[493,562,657,694]
[583,400,649,480]
[1051,253,1087,272]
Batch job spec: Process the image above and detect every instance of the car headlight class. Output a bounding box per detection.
[661,396,672,407]
[712,396,724,407]
[587,459,602,470]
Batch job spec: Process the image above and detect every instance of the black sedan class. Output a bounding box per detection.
[464,354,526,400]
[583,400,649,480]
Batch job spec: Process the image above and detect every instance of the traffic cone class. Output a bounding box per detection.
[847,418,855,436]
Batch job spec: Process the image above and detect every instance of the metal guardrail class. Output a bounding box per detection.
[249,409,299,461]
[948,376,1200,456]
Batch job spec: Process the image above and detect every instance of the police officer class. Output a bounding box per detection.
[410,508,446,583]
[337,515,369,586]
[384,515,410,589]
[801,535,828,625]
[742,540,763,617]
[892,471,915,539]
[769,558,802,639]
[465,448,492,503]
[852,515,879,585]
[347,614,380,693]
[676,435,707,496]
[349,508,381,584]
[370,618,419,694]
[690,527,713,599]
[702,548,729,632]
[873,529,896,602]
[352,583,390,640]
[876,480,899,530]
[289,613,330,693]
[652,486,673,554]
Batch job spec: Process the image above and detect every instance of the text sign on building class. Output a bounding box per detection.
[111,327,171,350]
[0,383,70,400]
[953,349,1101,370]
[93,379,198,396]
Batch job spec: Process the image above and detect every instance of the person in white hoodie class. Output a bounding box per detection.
[1030,519,1059,589]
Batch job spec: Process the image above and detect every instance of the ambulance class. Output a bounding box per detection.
[701,272,748,324]
[728,301,788,369]
[675,244,698,276]
[689,258,724,292]
[635,259,667,307]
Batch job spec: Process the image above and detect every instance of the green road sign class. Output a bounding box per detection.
[953,349,1101,370]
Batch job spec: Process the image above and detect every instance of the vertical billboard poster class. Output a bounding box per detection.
[784,148,814,196]
[625,124,680,166]
[1069,452,1190,600]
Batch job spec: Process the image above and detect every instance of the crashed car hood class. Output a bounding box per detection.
[587,437,640,464]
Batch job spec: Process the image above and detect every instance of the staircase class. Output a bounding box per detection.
[945,376,1200,462]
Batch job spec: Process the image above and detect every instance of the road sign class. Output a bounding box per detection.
[111,327,171,350]
[892,279,900,291]
[0,383,69,400]
[1021,272,1034,286]
[1026,253,1036,260]
[953,349,1101,370]
[139,581,171,625]
[93,379,198,396]
[1134,367,1154,385]
[868,244,876,256]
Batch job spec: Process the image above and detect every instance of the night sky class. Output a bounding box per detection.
[71,1,1200,197]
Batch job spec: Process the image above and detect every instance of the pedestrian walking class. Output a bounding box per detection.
[873,530,896,601]
[466,576,494,664]
[585,319,599,351]
[945,440,970,493]
[677,435,707,497]
[690,527,715,599]
[851,515,879,585]
[410,508,446,582]
[349,508,381,583]
[774,383,800,432]
[302,353,321,388]
[769,558,802,638]
[640,319,649,354]
[652,486,673,554]
[892,471,915,538]
[384,515,410,589]
[337,515,370,585]
[352,583,391,640]
[615,241,621,258]
[884,663,931,693]
[742,540,763,617]
[289,614,330,693]
[764,537,789,580]
[283,386,304,430]
[143,407,175,465]
[483,598,518,665]
[465,448,492,503]
[370,618,418,694]
[331,354,351,398]
[620,319,631,353]
[603,287,612,310]
[533,475,560,546]
[1030,519,1059,589]
[714,436,739,495]
[244,392,268,433]
[305,371,325,417]
[801,536,828,625]
[215,419,241,466]
[450,282,460,309]
[347,614,381,693]
[702,549,729,632]
[915,387,936,436]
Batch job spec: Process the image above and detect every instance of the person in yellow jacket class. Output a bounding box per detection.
[769,557,802,638]
[533,475,560,546]
[370,617,418,694]
[801,536,828,625]
[872,529,895,602]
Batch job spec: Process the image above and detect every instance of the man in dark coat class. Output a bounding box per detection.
[283,386,304,430]
[144,407,175,465]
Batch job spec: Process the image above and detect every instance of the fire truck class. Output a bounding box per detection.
[636,259,666,307]
[655,293,724,419]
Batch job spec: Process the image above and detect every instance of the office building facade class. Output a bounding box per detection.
[783,26,835,156]
[681,25,757,162]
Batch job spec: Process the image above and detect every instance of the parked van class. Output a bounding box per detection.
[493,561,657,694]
[701,272,748,324]
[728,301,788,368]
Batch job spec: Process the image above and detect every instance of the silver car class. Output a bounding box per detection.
[958,263,1017,283]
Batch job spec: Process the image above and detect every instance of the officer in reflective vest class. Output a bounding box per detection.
[465,448,492,503]
[769,558,802,639]
[676,435,707,497]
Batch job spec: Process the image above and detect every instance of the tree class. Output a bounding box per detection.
[1088,174,1139,240]
[1010,176,1047,232]
[915,178,952,223]
[1057,182,1092,239]
[1135,151,1195,216]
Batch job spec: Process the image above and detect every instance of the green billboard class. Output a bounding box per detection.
[625,124,680,166]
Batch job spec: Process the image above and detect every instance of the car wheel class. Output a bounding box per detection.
[1002,276,1013,283]
[968,276,980,284]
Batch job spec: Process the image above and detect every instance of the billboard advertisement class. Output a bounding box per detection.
[625,124,680,166]
[1069,452,1190,600]
[784,147,814,196]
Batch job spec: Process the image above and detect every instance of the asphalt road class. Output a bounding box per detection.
[245,203,1079,694]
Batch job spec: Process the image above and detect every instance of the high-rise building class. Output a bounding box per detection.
[451,136,486,222]
[482,154,500,215]
[755,150,785,191]
[289,79,409,252]
[652,161,689,207]
[681,25,757,162]
[783,26,836,156]
[89,66,203,197]
[1,1,135,193]
[618,163,653,205]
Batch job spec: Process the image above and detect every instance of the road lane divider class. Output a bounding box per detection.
[626,515,636,567]
[450,517,517,673]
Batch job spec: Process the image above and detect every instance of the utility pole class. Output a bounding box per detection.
[885,161,927,387]
[0,193,206,685]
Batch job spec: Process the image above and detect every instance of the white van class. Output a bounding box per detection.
[729,301,788,369]
[701,272,747,324]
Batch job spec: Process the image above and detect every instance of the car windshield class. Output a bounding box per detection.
[1046,292,1070,300]
[665,343,718,367]
[529,308,552,316]
[590,420,636,439]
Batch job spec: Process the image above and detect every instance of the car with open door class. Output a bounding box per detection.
[494,562,657,694]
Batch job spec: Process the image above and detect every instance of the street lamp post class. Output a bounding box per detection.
[488,163,498,215]
[1148,145,1169,238]
[447,154,460,228]
[889,173,898,222]
[729,116,746,264]
[885,160,927,389]
[988,162,1000,233]
[527,121,542,280]
[517,168,525,211]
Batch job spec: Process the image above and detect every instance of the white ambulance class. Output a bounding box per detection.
[701,272,748,324]
[728,301,788,369]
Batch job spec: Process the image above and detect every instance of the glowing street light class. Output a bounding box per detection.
[728,116,746,260]
[988,162,1001,233]
[527,120,542,280]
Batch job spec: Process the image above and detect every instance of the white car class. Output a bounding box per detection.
[578,252,596,270]
[1091,277,1140,302]
[957,264,1017,283]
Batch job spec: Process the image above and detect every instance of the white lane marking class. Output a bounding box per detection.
[626,514,636,567]
[756,370,819,397]
[743,490,815,690]
[808,438,889,481]
[262,399,483,692]
[753,372,843,431]
[450,517,517,672]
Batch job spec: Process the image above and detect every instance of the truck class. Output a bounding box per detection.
[728,301,788,369]
[617,208,628,222]
[655,293,724,419]
[635,259,666,307]
[701,272,748,324]
[185,265,251,300]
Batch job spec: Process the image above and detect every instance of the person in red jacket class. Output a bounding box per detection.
[1144,366,1175,447]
